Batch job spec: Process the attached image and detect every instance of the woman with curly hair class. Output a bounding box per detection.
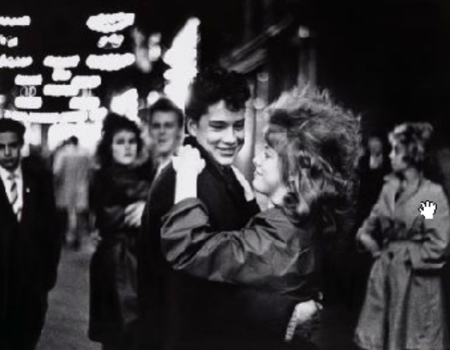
[159,87,362,346]
[88,113,151,350]
[355,122,450,350]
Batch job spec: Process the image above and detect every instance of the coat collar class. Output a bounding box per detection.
[383,173,427,212]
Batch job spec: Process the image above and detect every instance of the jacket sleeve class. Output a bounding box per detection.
[161,198,315,289]
[408,185,450,271]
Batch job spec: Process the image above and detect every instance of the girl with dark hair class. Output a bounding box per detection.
[355,122,450,350]
[159,87,362,346]
[88,113,151,350]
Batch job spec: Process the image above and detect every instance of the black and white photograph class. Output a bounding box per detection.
[1,0,450,350]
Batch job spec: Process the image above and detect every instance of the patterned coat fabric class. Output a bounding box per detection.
[354,175,450,350]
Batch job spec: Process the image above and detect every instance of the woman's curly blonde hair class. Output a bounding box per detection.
[265,86,363,241]
[388,122,433,169]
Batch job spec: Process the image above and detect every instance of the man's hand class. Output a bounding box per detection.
[124,201,146,228]
[419,200,437,220]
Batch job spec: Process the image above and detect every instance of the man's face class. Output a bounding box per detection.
[149,111,182,157]
[0,132,22,171]
[188,100,245,166]
[368,137,383,156]
[389,140,409,173]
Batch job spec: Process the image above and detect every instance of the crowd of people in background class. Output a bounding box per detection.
[0,66,449,350]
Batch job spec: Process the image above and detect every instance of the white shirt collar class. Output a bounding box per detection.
[0,164,22,184]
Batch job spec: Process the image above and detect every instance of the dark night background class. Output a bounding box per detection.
[0,0,449,141]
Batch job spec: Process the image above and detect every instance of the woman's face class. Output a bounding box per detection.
[389,140,409,173]
[112,130,138,165]
[252,144,284,198]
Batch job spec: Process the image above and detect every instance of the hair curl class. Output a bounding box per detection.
[265,86,362,243]
[388,122,433,168]
[96,113,143,168]
[185,66,250,122]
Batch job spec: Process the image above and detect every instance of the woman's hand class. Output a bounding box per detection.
[357,231,381,258]
[172,145,205,176]
[124,201,146,228]
[173,146,205,204]
[285,300,323,342]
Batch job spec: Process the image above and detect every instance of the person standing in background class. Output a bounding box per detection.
[355,122,450,350]
[0,118,62,350]
[145,97,184,179]
[53,136,92,250]
[344,134,392,314]
[89,114,151,350]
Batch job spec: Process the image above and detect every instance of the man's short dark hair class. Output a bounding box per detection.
[148,98,184,128]
[0,118,26,144]
[185,66,251,122]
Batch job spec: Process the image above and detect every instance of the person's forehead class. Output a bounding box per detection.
[0,131,20,144]
[113,130,136,139]
[150,111,179,124]
[203,100,245,121]
[369,137,382,144]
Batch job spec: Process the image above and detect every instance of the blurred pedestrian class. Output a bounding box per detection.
[53,135,92,250]
[355,122,450,350]
[88,114,151,350]
[0,118,62,350]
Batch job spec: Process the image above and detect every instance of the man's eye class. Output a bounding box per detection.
[234,124,245,131]
[209,123,226,130]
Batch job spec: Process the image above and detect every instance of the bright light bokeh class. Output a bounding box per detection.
[163,17,199,108]
[47,122,103,152]
[109,88,139,122]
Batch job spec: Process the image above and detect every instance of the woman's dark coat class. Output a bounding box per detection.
[89,163,150,344]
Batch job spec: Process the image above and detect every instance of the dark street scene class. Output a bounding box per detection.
[1,0,450,349]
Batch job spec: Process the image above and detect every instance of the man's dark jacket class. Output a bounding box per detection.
[0,158,62,350]
[137,138,299,350]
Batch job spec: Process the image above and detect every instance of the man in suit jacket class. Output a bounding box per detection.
[138,67,300,350]
[0,118,62,350]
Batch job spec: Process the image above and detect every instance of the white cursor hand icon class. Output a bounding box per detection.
[419,200,437,220]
